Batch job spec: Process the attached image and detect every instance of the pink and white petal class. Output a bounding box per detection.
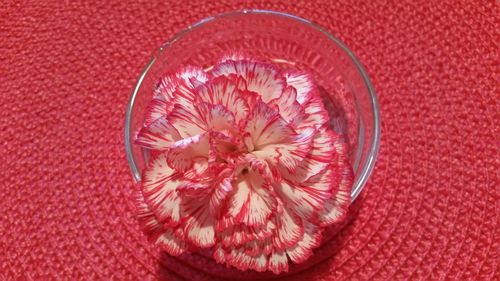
[213,245,227,264]
[137,190,186,256]
[303,165,339,195]
[281,127,339,183]
[261,238,274,256]
[276,180,317,220]
[318,135,352,225]
[303,96,328,117]
[196,76,250,124]
[208,166,235,210]
[269,86,307,125]
[269,250,289,274]
[275,167,336,220]
[245,153,280,182]
[209,132,239,163]
[145,190,181,227]
[253,127,314,173]
[297,96,330,130]
[274,86,297,107]
[247,225,274,243]
[226,169,275,226]
[289,106,308,130]
[166,133,210,172]
[249,237,274,256]
[252,253,268,272]
[226,73,248,90]
[245,220,275,246]
[135,116,181,150]
[258,220,277,239]
[225,247,257,272]
[156,228,188,256]
[154,66,207,102]
[177,65,209,88]
[179,164,232,200]
[284,70,316,104]
[245,101,294,148]
[239,89,260,110]
[319,163,352,226]
[154,75,177,101]
[210,59,239,78]
[176,179,211,198]
[211,60,285,102]
[182,159,209,181]
[240,240,261,256]
[168,104,205,138]
[220,220,274,248]
[180,168,236,247]
[182,201,216,248]
[278,153,343,222]
[225,228,251,247]
[331,132,350,162]
[216,216,235,232]
[135,190,164,240]
[242,133,254,152]
[223,246,269,272]
[171,102,236,139]
[195,102,236,132]
[171,82,198,110]
[284,101,306,126]
[144,98,168,126]
[273,207,304,250]
[318,186,350,226]
[141,153,184,224]
[286,222,322,264]
[220,225,254,247]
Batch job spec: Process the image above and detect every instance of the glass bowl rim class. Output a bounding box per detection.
[124,9,381,201]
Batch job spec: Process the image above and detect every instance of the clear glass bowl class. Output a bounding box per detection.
[124,10,380,201]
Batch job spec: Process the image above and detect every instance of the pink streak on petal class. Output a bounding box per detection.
[281,126,339,183]
[269,250,289,274]
[171,82,198,110]
[298,95,330,130]
[135,191,188,256]
[286,222,322,264]
[211,60,285,103]
[135,116,181,150]
[257,128,314,171]
[273,207,304,250]
[154,75,177,101]
[196,75,250,125]
[144,98,168,126]
[227,169,275,227]
[177,65,209,88]
[269,86,307,126]
[154,65,207,104]
[182,206,216,248]
[168,104,206,138]
[166,133,210,172]
[319,136,353,226]
[195,102,236,133]
[141,153,184,225]
[245,101,294,149]
[284,70,316,105]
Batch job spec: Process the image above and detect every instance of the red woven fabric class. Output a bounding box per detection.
[1,1,498,280]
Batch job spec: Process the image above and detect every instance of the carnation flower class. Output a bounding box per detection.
[134,53,353,274]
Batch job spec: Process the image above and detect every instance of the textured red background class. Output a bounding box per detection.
[1,1,498,280]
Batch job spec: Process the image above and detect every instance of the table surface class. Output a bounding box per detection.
[1,1,498,280]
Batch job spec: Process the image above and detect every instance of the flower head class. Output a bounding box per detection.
[135,54,353,273]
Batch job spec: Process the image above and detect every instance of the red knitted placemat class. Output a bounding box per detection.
[1,1,498,280]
